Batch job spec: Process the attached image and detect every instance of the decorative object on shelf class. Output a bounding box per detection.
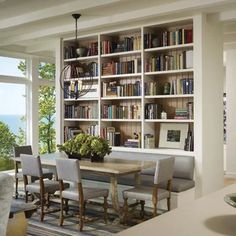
[159,123,188,149]
[60,13,96,99]
[161,111,167,119]
[163,82,171,95]
[57,133,111,162]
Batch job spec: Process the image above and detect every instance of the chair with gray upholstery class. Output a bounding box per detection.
[56,158,109,231]
[20,154,68,222]
[14,145,53,199]
[0,173,14,236]
[123,156,175,220]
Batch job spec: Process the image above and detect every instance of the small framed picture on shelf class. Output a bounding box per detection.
[159,123,188,149]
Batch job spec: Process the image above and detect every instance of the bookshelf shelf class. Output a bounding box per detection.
[144,119,194,123]
[64,97,98,102]
[64,55,98,62]
[101,73,142,79]
[101,50,142,58]
[111,146,194,156]
[101,118,141,122]
[144,43,193,53]
[101,96,141,100]
[145,94,194,99]
[64,76,99,81]
[145,69,194,76]
[64,118,99,122]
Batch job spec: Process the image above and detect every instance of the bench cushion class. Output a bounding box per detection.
[159,178,195,193]
[82,171,195,193]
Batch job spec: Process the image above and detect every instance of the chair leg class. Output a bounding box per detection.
[15,177,19,199]
[40,194,45,222]
[152,199,157,217]
[59,198,64,226]
[79,202,84,231]
[167,197,171,211]
[123,197,128,224]
[140,200,145,219]
[104,196,108,224]
[25,191,29,203]
[83,201,87,220]
[65,199,69,215]
[46,193,50,209]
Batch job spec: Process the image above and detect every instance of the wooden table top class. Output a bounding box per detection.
[13,152,155,175]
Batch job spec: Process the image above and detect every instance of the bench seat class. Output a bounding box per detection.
[81,172,195,193]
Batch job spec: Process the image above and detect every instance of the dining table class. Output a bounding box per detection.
[13,152,155,214]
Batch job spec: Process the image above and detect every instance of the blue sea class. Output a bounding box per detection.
[0,114,25,135]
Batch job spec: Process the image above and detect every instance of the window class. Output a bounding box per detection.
[0,83,27,170]
[38,62,56,154]
[0,56,26,77]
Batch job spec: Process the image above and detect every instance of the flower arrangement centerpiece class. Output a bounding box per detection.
[57,133,112,162]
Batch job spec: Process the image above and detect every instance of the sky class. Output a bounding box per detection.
[0,56,26,115]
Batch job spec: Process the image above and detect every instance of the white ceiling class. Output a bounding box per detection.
[0,0,236,58]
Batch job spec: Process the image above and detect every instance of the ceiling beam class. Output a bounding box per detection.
[0,0,232,47]
[220,9,236,22]
[0,0,120,29]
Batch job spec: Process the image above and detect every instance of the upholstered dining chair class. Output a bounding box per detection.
[123,156,175,221]
[14,145,53,199]
[20,154,68,222]
[56,158,109,231]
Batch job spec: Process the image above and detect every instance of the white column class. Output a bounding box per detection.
[55,39,64,145]
[225,49,236,175]
[27,57,39,154]
[194,13,224,197]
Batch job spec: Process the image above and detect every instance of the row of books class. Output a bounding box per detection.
[144,134,155,148]
[87,42,98,56]
[101,104,141,119]
[64,43,98,59]
[184,130,194,151]
[144,82,161,96]
[64,126,82,141]
[145,50,193,72]
[144,28,193,48]
[64,83,98,99]
[174,102,193,120]
[102,58,141,75]
[163,78,194,95]
[100,127,121,146]
[145,103,162,119]
[86,124,99,136]
[101,36,141,54]
[64,62,98,79]
[102,80,141,97]
[64,104,98,119]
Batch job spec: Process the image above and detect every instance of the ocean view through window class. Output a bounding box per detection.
[0,55,27,171]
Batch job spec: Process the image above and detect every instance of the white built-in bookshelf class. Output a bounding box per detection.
[61,19,194,155]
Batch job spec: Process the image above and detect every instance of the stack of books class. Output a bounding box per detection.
[124,139,140,148]
[174,108,189,120]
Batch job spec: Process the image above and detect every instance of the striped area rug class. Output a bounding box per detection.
[27,204,131,236]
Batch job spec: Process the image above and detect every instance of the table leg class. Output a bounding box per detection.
[134,172,141,187]
[110,175,120,213]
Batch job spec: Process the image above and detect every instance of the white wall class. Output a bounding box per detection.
[194,13,224,197]
[225,49,236,175]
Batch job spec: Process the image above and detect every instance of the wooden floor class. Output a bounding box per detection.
[224,177,236,186]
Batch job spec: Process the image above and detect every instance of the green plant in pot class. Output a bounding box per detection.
[57,133,111,162]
